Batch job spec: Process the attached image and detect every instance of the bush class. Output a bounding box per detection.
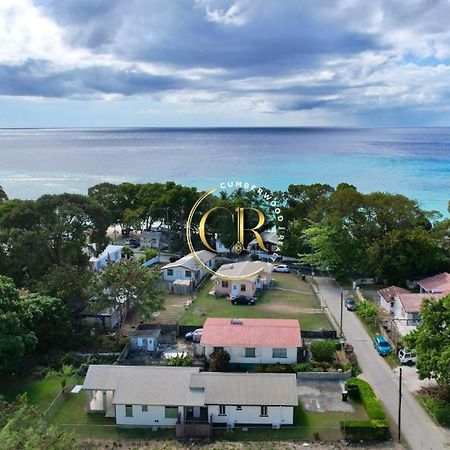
[167,353,192,367]
[310,340,336,363]
[341,377,389,440]
[356,300,377,323]
[292,363,312,372]
[208,349,230,372]
[421,395,450,426]
[264,363,290,373]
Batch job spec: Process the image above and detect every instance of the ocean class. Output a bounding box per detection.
[0,127,449,215]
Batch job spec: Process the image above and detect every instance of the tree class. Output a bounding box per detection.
[208,349,230,372]
[0,396,80,450]
[90,260,163,334]
[368,228,449,284]
[405,296,450,391]
[0,276,36,375]
[21,293,71,352]
[35,264,93,311]
[310,340,336,363]
[0,185,8,203]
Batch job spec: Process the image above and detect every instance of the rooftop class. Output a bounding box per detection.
[397,293,439,313]
[160,250,216,271]
[418,272,450,294]
[83,365,297,407]
[211,261,274,280]
[200,317,302,347]
[378,285,410,302]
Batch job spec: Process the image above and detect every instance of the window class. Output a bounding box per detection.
[221,280,229,288]
[185,270,192,277]
[142,405,148,412]
[236,405,242,411]
[240,284,246,291]
[164,406,178,419]
[245,347,256,358]
[213,346,223,352]
[167,269,173,276]
[125,405,133,417]
[260,406,268,417]
[272,348,287,358]
[219,405,226,416]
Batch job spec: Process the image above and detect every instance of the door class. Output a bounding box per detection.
[193,406,201,418]
[231,283,238,296]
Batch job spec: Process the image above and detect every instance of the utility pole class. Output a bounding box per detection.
[398,367,402,441]
[340,291,344,336]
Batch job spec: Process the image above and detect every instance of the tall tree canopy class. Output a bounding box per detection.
[406,296,450,391]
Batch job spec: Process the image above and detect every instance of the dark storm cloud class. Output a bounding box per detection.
[0,60,187,98]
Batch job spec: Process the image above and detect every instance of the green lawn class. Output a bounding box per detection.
[0,375,64,413]
[178,276,332,330]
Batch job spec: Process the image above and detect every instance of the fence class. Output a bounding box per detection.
[296,369,352,381]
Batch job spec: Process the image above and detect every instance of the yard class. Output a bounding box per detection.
[0,374,64,413]
[178,273,332,331]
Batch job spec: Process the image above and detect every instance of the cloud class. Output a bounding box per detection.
[0,0,450,125]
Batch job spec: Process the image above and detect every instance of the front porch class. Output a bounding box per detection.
[176,406,212,438]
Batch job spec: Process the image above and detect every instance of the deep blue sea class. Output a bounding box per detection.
[0,127,449,215]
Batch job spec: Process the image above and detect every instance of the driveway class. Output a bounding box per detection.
[297,380,353,413]
[314,276,449,450]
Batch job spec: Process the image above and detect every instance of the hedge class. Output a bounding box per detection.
[341,377,390,440]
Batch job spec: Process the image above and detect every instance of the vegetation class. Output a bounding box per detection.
[355,299,377,324]
[167,353,192,367]
[310,340,337,363]
[406,295,450,391]
[341,377,389,440]
[0,395,79,450]
[418,390,450,426]
[208,349,230,372]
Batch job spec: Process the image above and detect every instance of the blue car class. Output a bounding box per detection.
[374,336,392,356]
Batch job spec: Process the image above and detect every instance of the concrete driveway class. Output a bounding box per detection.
[315,276,449,450]
[297,380,354,413]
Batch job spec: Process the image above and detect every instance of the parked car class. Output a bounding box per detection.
[230,295,256,305]
[185,328,203,342]
[398,348,417,366]
[345,298,356,311]
[374,336,392,356]
[126,238,140,249]
[273,264,290,273]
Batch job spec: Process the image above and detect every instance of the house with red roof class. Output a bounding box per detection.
[200,318,302,365]
[377,285,410,313]
[417,272,450,295]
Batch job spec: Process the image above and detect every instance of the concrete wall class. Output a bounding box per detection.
[205,345,297,365]
[208,405,293,425]
[115,404,182,427]
[296,369,352,381]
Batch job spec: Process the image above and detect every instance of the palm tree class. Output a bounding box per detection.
[0,185,8,203]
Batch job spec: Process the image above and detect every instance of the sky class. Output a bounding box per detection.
[1,0,450,127]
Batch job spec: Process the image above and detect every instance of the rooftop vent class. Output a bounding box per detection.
[230,319,243,325]
[431,288,442,294]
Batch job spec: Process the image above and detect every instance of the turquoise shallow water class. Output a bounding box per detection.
[0,127,449,214]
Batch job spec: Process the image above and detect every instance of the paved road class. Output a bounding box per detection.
[314,276,449,450]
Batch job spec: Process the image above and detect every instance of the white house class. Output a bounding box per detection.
[80,304,121,330]
[128,328,161,352]
[247,231,280,256]
[89,245,124,271]
[417,272,450,294]
[200,318,302,365]
[377,285,409,313]
[82,365,297,430]
[160,250,218,294]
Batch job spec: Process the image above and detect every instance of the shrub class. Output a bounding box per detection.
[208,349,230,372]
[341,377,389,440]
[310,340,336,363]
[265,363,290,373]
[356,300,377,323]
[292,363,312,372]
[167,353,192,367]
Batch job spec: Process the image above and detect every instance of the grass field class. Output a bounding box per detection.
[178,273,332,330]
[0,375,63,413]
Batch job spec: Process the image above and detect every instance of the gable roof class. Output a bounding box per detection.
[378,285,410,303]
[89,245,123,262]
[160,250,216,272]
[83,365,297,407]
[397,293,439,313]
[248,231,279,246]
[211,261,274,281]
[200,318,301,347]
[417,272,450,294]
[191,372,298,406]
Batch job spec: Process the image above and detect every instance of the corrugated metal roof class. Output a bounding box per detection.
[83,365,298,407]
[192,372,298,406]
[160,250,216,271]
[200,318,302,347]
[211,261,273,280]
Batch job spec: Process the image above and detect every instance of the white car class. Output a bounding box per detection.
[273,264,290,273]
[398,348,417,366]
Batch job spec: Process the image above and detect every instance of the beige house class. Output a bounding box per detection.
[211,261,274,299]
